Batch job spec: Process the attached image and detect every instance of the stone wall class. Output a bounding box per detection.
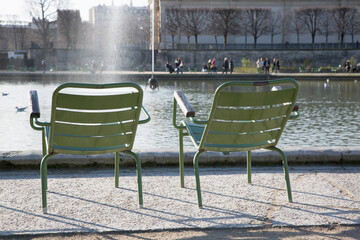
[29,48,153,71]
[158,49,360,69]
[28,48,360,71]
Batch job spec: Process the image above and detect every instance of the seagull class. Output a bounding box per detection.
[2,92,9,96]
[16,106,27,112]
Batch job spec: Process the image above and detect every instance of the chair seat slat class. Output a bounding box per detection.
[209,117,285,133]
[214,104,290,121]
[56,92,139,110]
[204,129,280,146]
[217,88,296,107]
[54,122,135,136]
[54,109,137,124]
[53,133,133,150]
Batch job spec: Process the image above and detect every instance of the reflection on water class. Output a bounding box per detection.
[0,79,359,151]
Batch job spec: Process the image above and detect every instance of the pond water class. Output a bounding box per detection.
[0,78,359,152]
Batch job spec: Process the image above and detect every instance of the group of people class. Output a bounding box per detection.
[202,57,217,73]
[165,57,184,74]
[202,57,234,74]
[344,60,360,73]
[343,60,360,73]
[256,57,280,74]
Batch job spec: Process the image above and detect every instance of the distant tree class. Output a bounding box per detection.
[57,9,81,49]
[8,15,20,50]
[16,24,28,50]
[165,8,182,48]
[332,7,353,44]
[278,10,291,44]
[268,10,281,45]
[242,8,271,48]
[319,9,334,45]
[5,16,29,50]
[27,0,65,49]
[292,10,303,44]
[210,9,241,49]
[182,8,209,49]
[208,11,222,47]
[347,8,360,44]
[294,8,325,45]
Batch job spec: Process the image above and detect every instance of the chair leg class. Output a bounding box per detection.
[270,147,293,202]
[115,152,120,188]
[194,151,205,208]
[179,129,185,188]
[41,129,46,157]
[124,151,143,208]
[247,151,251,184]
[40,153,54,214]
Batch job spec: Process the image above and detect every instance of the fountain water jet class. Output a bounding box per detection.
[147,0,159,90]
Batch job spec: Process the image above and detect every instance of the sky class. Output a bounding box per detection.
[0,0,149,22]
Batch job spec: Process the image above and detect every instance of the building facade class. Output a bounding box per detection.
[149,0,360,49]
[89,4,150,50]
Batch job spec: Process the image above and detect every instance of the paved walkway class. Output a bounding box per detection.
[0,165,359,237]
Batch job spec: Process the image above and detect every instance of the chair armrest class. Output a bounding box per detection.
[289,104,299,119]
[29,90,50,130]
[29,90,40,118]
[174,91,195,117]
[139,106,151,124]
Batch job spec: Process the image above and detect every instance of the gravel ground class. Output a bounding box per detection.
[3,225,360,240]
[1,165,359,239]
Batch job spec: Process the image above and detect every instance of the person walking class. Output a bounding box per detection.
[202,62,208,72]
[211,57,217,73]
[345,60,351,72]
[276,58,281,72]
[178,57,184,74]
[229,57,234,74]
[207,59,212,73]
[165,61,174,73]
[174,58,180,74]
[264,57,271,74]
[41,59,46,73]
[222,57,229,74]
[256,57,264,72]
[272,58,277,73]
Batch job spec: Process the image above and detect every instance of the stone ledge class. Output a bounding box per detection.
[1,147,359,168]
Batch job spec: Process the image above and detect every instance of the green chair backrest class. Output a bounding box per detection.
[48,82,144,155]
[199,79,299,152]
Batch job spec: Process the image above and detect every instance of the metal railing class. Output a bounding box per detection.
[163,42,360,51]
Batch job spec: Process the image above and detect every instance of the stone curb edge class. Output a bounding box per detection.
[1,147,359,167]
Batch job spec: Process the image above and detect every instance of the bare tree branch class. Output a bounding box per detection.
[27,0,63,50]
[165,8,182,48]
[347,8,360,43]
[210,9,241,49]
[242,8,271,48]
[332,7,353,44]
[294,7,325,44]
[57,9,81,49]
[181,8,209,49]
[319,9,334,45]
[268,11,281,45]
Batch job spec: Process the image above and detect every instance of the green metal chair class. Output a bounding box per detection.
[173,79,299,208]
[29,82,150,213]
